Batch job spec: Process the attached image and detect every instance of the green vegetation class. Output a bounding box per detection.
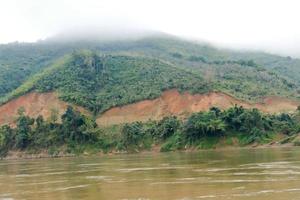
[1,35,300,111]
[1,34,300,157]
[1,106,299,157]
[0,106,99,156]
[0,42,70,97]
[1,51,210,114]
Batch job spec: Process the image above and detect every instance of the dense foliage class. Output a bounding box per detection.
[1,51,210,114]
[120,106,300,151]
[0,43,70,97]
[1,106,299,157]
[0,106,98,156]
[1,35,300,111]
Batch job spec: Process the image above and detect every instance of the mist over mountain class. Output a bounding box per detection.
[44,26,165,43]
[3,26,296,59]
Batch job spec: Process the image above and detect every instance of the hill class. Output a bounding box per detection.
[1,34,300,156]
[0,34,299,119]
[0,50,210,114]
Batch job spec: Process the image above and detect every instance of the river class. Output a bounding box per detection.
[1,147,300,199]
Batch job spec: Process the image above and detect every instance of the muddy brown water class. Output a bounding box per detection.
[1,148,300,200]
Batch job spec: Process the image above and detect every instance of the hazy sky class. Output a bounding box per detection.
[0,0,299,57]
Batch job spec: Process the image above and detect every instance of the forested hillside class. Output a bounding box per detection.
[1,34,299,107]
[0,51,210,114]
[1,34,300,157]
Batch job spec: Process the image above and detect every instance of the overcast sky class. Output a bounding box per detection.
[0,0,299,57]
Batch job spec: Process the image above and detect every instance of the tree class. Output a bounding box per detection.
[206,119,226,136]
[223,105,245,130]
[32,115,61,148]
[183,111,225,142]
[210,107,222,117]
[0,125,14,156]
[15,109,34,149]
[61,106,84,142]
[121,122,144,149]
[61,106,97,143]
[156,116,180,140]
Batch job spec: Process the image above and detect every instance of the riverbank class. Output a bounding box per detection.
[2,136,298,160]
[1,106,300,160]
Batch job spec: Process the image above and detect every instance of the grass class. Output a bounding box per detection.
[197,137,220,149]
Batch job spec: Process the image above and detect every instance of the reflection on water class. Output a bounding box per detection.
[1,148,300,199]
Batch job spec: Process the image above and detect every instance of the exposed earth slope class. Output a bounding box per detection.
[97,89,299,126]
[0,92,89,126]
[0,89,298,127]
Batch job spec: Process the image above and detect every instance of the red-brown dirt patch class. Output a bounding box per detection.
[0,92,89,126]
[97,89,299,126]
[0,90,298,127]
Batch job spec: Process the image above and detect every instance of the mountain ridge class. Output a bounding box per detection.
[0,34,300,124]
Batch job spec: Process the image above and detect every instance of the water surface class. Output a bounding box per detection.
[1,148,300,199]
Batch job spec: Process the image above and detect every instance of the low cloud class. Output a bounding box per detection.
[0,0,299,58]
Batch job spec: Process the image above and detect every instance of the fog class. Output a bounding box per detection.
[0,0,299,57]
[46,25,163,43]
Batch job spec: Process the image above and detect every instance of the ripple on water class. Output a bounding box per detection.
[10,168,105,178]
[232,170,300,176]
[195,188,300,199]
[86,176,113,181]
[193,164,300,174]
[15,180,68,187]
[11,171,68,178]
[116,166,190,172]
[150,181,199,185]
[0,193,15,200]
[52,184,90,191]
[240,161,293,167]
[238,161,300,170]
[196,194,219,199]
[232,188,300,197]
[149,177,297,186]
[78,163,105,167]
